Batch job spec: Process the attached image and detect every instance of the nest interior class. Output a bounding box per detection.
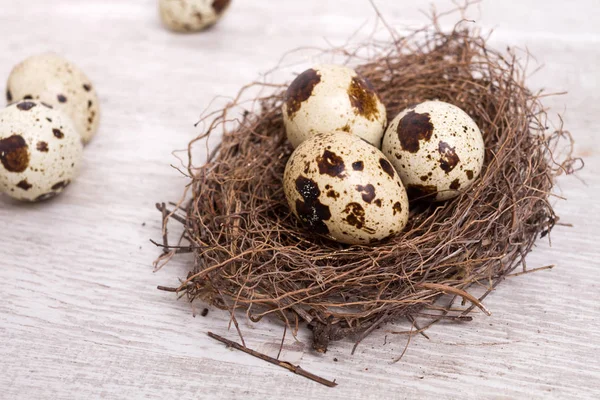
[156,18,576,353]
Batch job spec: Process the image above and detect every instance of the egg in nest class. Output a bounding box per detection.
[381,100,485,201]
[282,64,387,148]
[284,132,409,245]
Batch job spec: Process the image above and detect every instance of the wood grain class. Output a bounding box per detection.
[1,1,599,399]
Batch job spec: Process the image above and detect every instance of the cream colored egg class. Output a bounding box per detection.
[282,64,387,148]
[283,132,409,245]
[6,53,100,144]
[159,0,231,32]
[381,100,485,201]
[0,100,83,202]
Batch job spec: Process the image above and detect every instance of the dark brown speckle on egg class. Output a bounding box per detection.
[352,161,364,171]
[57,94,67,103]
[16,179,32,191]
[53,129,64,139]
[16,101,36,111]
[302,161,310,174]
[0,134,29,173]
[347,75,380,121]
[37,141,49,152]
[343,202,374,233]
[212,0,231,14]
[438,141,460,173]
[284,68,321,118]
[317,149,345,178]
[326,189,340,199]
[396,111,434,153]
[294,175,331,234]
[356,184,376,203]
[379,158,395,178]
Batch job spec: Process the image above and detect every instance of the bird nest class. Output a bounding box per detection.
[155,12,578,353]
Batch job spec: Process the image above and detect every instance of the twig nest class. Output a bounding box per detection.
[155,16,577,352]
[382,101,485,201]
[6,53,100,144]
[283,64,387,148]
[283,132,409,245]
[159,0,231,32]
[0,100,83,202]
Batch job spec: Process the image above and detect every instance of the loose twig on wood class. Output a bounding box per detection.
[207,332,337,388]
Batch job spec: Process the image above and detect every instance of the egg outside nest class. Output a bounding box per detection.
[6,53,100,144]
[0,100,83,202]
[159,0,232,32]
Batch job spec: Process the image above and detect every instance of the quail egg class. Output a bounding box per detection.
[381,100,485,201]
[282,64,387,148]
[284,132,409,245]
[6,53,100,144]
[0,100,83,202]
[159,0,231,32]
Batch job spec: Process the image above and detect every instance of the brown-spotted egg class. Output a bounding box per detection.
[0,100,83,202]
[381,100,485,201]
[282,64,387,148]
[6,53,100,144]
[159,0,231,32]
[283,132,409,245]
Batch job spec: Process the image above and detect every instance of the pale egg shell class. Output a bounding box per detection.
[381,100,485,201]
[0,100,83,202]
[159,0,231,32]
[6,53,100,144]
[282,64,387,148]
[283,132,409,245]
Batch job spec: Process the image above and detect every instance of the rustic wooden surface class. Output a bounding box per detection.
[1,1,599,399]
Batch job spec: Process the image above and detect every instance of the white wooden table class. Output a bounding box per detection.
[1,1,599,399]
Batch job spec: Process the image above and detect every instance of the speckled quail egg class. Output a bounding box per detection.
[283,132,409,245]
[0,100,83,202]
[381,100,485,201]
[282,64,387,148]
[159,0,231,32]
[6,53,100,144]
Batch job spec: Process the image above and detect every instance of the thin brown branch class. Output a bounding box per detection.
[507,264,555,277]
[207,332,337,388]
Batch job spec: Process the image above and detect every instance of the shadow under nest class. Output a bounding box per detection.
[155,21,577,353]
